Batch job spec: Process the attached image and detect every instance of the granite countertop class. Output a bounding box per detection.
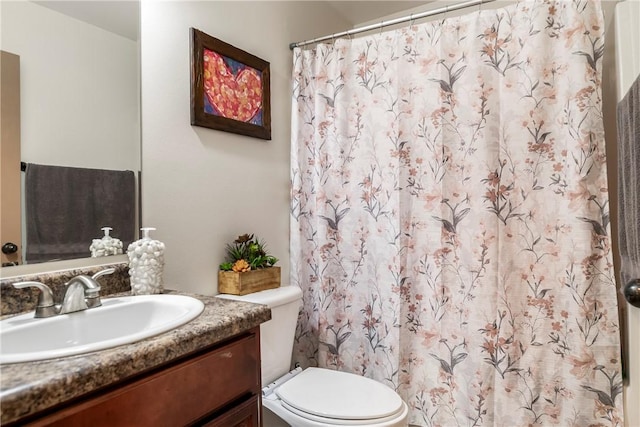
[0,292,271,424]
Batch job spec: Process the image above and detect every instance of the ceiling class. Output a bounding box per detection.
[30,1,434,43]
[32,1,139,41]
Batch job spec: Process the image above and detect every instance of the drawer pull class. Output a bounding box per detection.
[219,351,233,359]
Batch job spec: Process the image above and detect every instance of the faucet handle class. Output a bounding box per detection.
[83,268,114,299]
[12,281,58,318]
[92,267,115,281]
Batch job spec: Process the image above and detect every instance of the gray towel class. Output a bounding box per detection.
[25,163,136,263]
[617,73,640,291]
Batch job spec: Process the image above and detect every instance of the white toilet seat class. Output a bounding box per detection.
[263,367,408,427]
[279,400,407,426]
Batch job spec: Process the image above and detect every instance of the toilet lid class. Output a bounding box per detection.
[276,368,404,421]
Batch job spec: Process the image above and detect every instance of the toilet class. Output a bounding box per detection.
[217,286,408,427]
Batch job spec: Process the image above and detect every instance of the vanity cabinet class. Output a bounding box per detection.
[18,328,262,427]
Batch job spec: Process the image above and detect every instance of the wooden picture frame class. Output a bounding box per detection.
[190,28,271,140]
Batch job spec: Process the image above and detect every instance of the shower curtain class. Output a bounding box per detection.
[290,1,623,425]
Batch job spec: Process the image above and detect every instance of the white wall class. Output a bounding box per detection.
[140,1,351,294]
[615,2,640,426]
[0,0,139,172]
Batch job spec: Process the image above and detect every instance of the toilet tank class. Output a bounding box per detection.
[217,286,303,385]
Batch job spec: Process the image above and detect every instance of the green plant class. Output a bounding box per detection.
[219,233,278,272]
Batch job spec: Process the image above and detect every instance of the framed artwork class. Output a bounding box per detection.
[190,28,271,140]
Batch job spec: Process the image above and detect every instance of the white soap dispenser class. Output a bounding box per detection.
[90,226,124,257]
[127,227,165,295]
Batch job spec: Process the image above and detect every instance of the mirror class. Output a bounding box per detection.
[0,0,140,268]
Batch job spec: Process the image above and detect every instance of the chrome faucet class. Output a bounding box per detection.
[59,274,102,314]
[12,268,115,318]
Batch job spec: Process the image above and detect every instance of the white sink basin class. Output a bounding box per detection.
[0,294,205,364]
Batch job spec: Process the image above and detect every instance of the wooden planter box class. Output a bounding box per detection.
[218,266,281,296]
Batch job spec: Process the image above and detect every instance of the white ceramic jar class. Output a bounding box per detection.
[127,227,165,295]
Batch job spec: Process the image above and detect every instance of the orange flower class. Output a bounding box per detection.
[232,259,251,272]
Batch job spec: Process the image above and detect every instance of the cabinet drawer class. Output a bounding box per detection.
[201,394,259,427]
[27,332,260,427]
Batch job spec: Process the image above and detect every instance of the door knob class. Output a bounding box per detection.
[2,242,18,254]
[624,279,640,308]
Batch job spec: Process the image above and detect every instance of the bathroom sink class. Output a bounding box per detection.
[0,294,205,364]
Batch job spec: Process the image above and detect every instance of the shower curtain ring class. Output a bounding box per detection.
[410,13,415,27]
[380,21,384,35]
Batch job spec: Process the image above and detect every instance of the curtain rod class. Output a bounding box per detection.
[290,0,496,50]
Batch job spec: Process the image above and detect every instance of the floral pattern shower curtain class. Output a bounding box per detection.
[290,1,623,425]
